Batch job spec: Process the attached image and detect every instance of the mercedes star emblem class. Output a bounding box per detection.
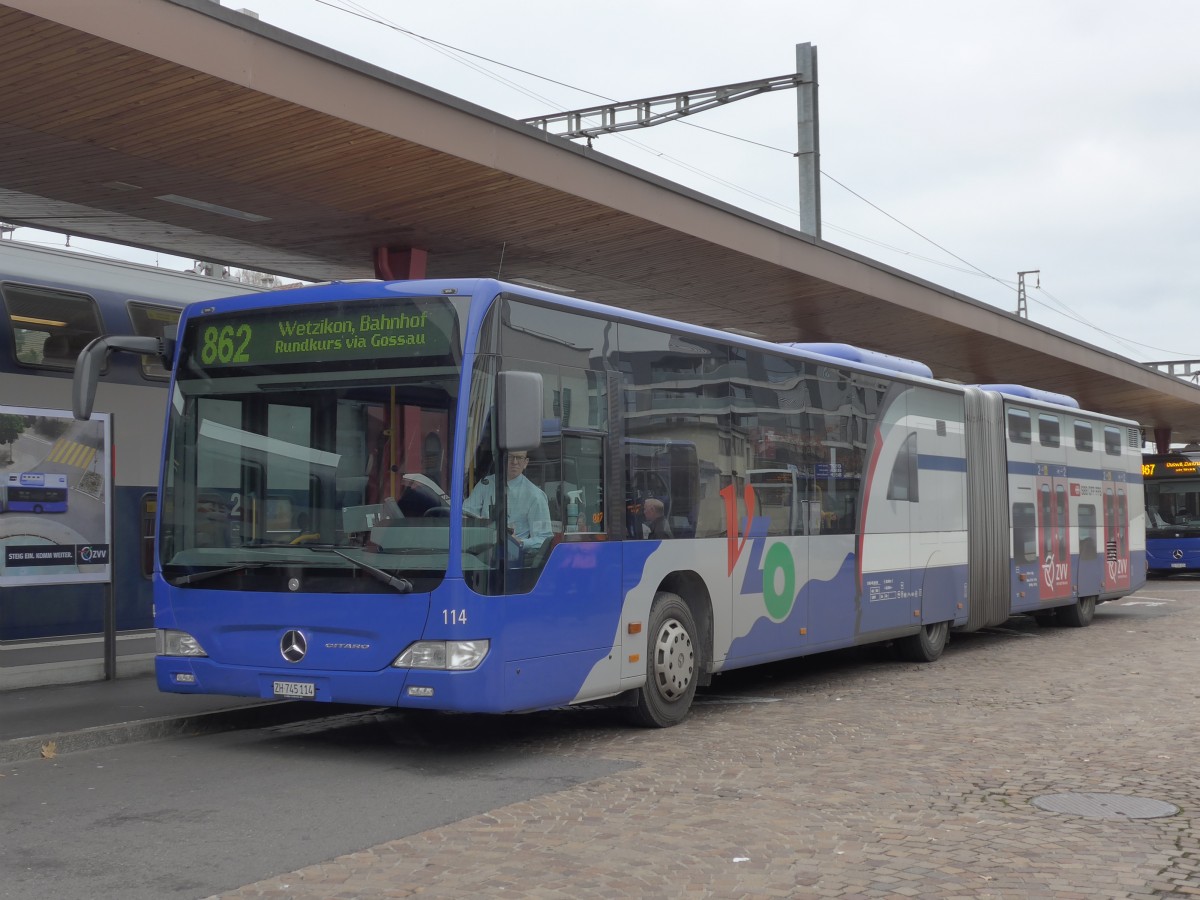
[281,629,307,663]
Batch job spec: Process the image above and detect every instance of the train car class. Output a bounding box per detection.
[0,239,265,688]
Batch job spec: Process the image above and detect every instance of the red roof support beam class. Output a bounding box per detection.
[1154,427,1172,455]
[374,246,428,280]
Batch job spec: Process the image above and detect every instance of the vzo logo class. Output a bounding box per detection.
[720,483,798,620]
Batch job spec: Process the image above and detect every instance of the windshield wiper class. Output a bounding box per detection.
[167,561,269,586]
[304,546,413,593]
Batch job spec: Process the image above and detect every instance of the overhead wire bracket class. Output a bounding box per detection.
[520,73,807,140]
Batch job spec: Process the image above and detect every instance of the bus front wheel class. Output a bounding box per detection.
[32,504,43,514]
[630,592,699,728]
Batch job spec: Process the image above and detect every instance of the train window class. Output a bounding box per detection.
[2,282,104,371]
[1007,409,1031,444]
[1103,425,1122,456]
[1073,420,1094,452]
[127,302,182,380]
[140,493,157,579]
[1038,415,1060,448]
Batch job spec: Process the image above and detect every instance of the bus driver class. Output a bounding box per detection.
[464,451,553,556]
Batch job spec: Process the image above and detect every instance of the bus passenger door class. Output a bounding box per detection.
[1074,499,1102,597]
[1034,467,1072,603]
[1103,483,1132,592]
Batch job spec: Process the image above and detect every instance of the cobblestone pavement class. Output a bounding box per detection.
[214,580,1200,899]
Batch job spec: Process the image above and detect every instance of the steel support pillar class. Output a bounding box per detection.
[795,42,821,239]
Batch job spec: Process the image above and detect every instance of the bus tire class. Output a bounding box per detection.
[1057,595,1096,628]
[629,592,699,728]
[33,504,43,513]
[897,620,949,662]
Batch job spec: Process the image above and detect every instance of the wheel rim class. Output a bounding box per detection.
[651,618,694,701]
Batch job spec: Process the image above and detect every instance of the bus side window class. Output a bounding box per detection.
[1078,503,1097,560]
[1038,414,1061,448]
[1104,426,1122,456]
[886,432,919,502]
[1012,502,1037,562]
[1073,420,1094,452]
[1007,409,1032,444]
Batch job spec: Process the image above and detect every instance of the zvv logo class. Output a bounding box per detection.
[76,544,110,564]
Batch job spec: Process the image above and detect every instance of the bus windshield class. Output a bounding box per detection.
[1145,474,1200,531]
[159,294,467,593]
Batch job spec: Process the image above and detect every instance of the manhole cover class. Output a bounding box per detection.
[1031,792,1178,819]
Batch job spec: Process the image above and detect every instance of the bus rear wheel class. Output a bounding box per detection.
[1057,595,1096,628]
[629,592,699,728]
[897,620,949,662]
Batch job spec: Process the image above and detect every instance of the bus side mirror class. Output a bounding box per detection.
[497,371,542,452]
[73,335,164,420]
[160,325,178,369]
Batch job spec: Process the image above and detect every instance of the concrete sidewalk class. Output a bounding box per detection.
[0,675,357,764]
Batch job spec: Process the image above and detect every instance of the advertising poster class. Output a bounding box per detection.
[0,405,112,586]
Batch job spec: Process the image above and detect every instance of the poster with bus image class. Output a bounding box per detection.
[0,405,112,586]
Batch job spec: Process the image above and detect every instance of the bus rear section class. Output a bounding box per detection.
[992,391,1144,625]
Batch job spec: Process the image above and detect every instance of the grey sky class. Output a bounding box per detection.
[24,1,1200,364]
[244,0,1200,363]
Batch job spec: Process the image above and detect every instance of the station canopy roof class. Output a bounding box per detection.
[2,0,1199,443]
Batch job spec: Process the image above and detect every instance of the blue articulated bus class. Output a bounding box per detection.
[74,278,1146,726]
[1142,451,1200,575]
[0,239,263,687]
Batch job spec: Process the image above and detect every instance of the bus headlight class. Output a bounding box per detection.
[392,640,488,670]
[157,629,208,657]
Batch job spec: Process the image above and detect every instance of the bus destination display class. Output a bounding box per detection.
[1142,457,1200,478]
[193,298,457,369]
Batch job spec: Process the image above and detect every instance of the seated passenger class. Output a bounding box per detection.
[464,451,553,555]
[643,497,673,540]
